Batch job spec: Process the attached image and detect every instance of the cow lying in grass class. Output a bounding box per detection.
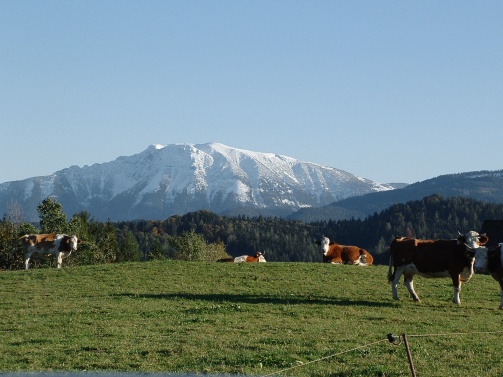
[316,236,373,265]
[217,252,266,263]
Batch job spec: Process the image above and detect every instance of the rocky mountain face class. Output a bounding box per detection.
[0,143,395,222]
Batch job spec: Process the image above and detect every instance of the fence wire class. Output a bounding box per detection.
[263,330,503,377]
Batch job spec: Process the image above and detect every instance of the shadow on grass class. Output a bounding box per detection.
[112,292,395,307]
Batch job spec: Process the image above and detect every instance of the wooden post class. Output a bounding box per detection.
[401,333,417,377]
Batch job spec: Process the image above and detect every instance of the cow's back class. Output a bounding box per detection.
[416,240,462,273]
[390,237,465,273]
[20,233,56,247]
[340,246,363,264]
[390,237,431,265]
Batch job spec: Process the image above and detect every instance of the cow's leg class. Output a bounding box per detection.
[452,285,461,304]
[56,252,63,269]
[24,252,32,270]
[391,282,399,300]
[390,266,404,300]
[403,273,420,302]
[451,275,461,304]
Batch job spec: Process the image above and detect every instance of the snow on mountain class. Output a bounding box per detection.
[0,142,394,221]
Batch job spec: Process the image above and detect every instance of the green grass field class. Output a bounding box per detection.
[1,260,503,376]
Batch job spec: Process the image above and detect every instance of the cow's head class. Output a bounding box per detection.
[457,231,487,278]
[473,246,490,274]
[474,243,503,274]
[457,231,488,266]
[256,252,266,263]
[315,236,331,256]
[458,231,488,249]
[70,235,80,250]
[59,234,80,251]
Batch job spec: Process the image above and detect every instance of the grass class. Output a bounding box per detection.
[1,260,503,376]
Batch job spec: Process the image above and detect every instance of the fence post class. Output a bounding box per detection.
[401,333,417,377]
[387,333,417,377]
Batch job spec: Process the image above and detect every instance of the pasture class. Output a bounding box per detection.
[1,260,502,376]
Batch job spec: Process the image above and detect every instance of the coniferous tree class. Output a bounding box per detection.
[38,197,68,234]
[146,238,167,260]
[98,220,120,263]
[118,230,141,262]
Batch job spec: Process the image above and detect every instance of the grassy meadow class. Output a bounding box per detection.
[1,260,503,376]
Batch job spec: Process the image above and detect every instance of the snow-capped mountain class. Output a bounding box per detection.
[0,142,395,221]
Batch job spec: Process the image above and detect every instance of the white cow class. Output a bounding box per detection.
[217,252,266,263]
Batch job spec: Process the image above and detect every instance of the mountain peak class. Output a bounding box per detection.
[0,143,394,221]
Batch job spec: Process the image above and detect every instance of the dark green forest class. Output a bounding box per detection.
[2,194,503,270]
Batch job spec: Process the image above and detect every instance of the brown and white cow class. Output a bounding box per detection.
[19,233,80,270]
[387,231,488,304]
[473,243,503,309]
[315,236,373,265]
[217,252,266,263]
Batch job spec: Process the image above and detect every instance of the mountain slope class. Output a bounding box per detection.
[290,170,503,222]
[0,142,394,221]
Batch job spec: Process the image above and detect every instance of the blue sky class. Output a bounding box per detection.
[1,1,502,185]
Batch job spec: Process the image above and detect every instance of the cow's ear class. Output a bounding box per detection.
[479,234,489,245]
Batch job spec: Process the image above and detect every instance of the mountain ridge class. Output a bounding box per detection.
[289,170,503,222]
[0,142,395,222]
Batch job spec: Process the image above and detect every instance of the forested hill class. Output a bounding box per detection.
[3,194,503,270]
[117,194,503,265]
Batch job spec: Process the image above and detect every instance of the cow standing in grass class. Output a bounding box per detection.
[387,231,487,304]
[20,233,80,270]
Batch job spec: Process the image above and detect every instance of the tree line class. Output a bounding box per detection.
[0,197,228,270]
[2,194,503,270]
